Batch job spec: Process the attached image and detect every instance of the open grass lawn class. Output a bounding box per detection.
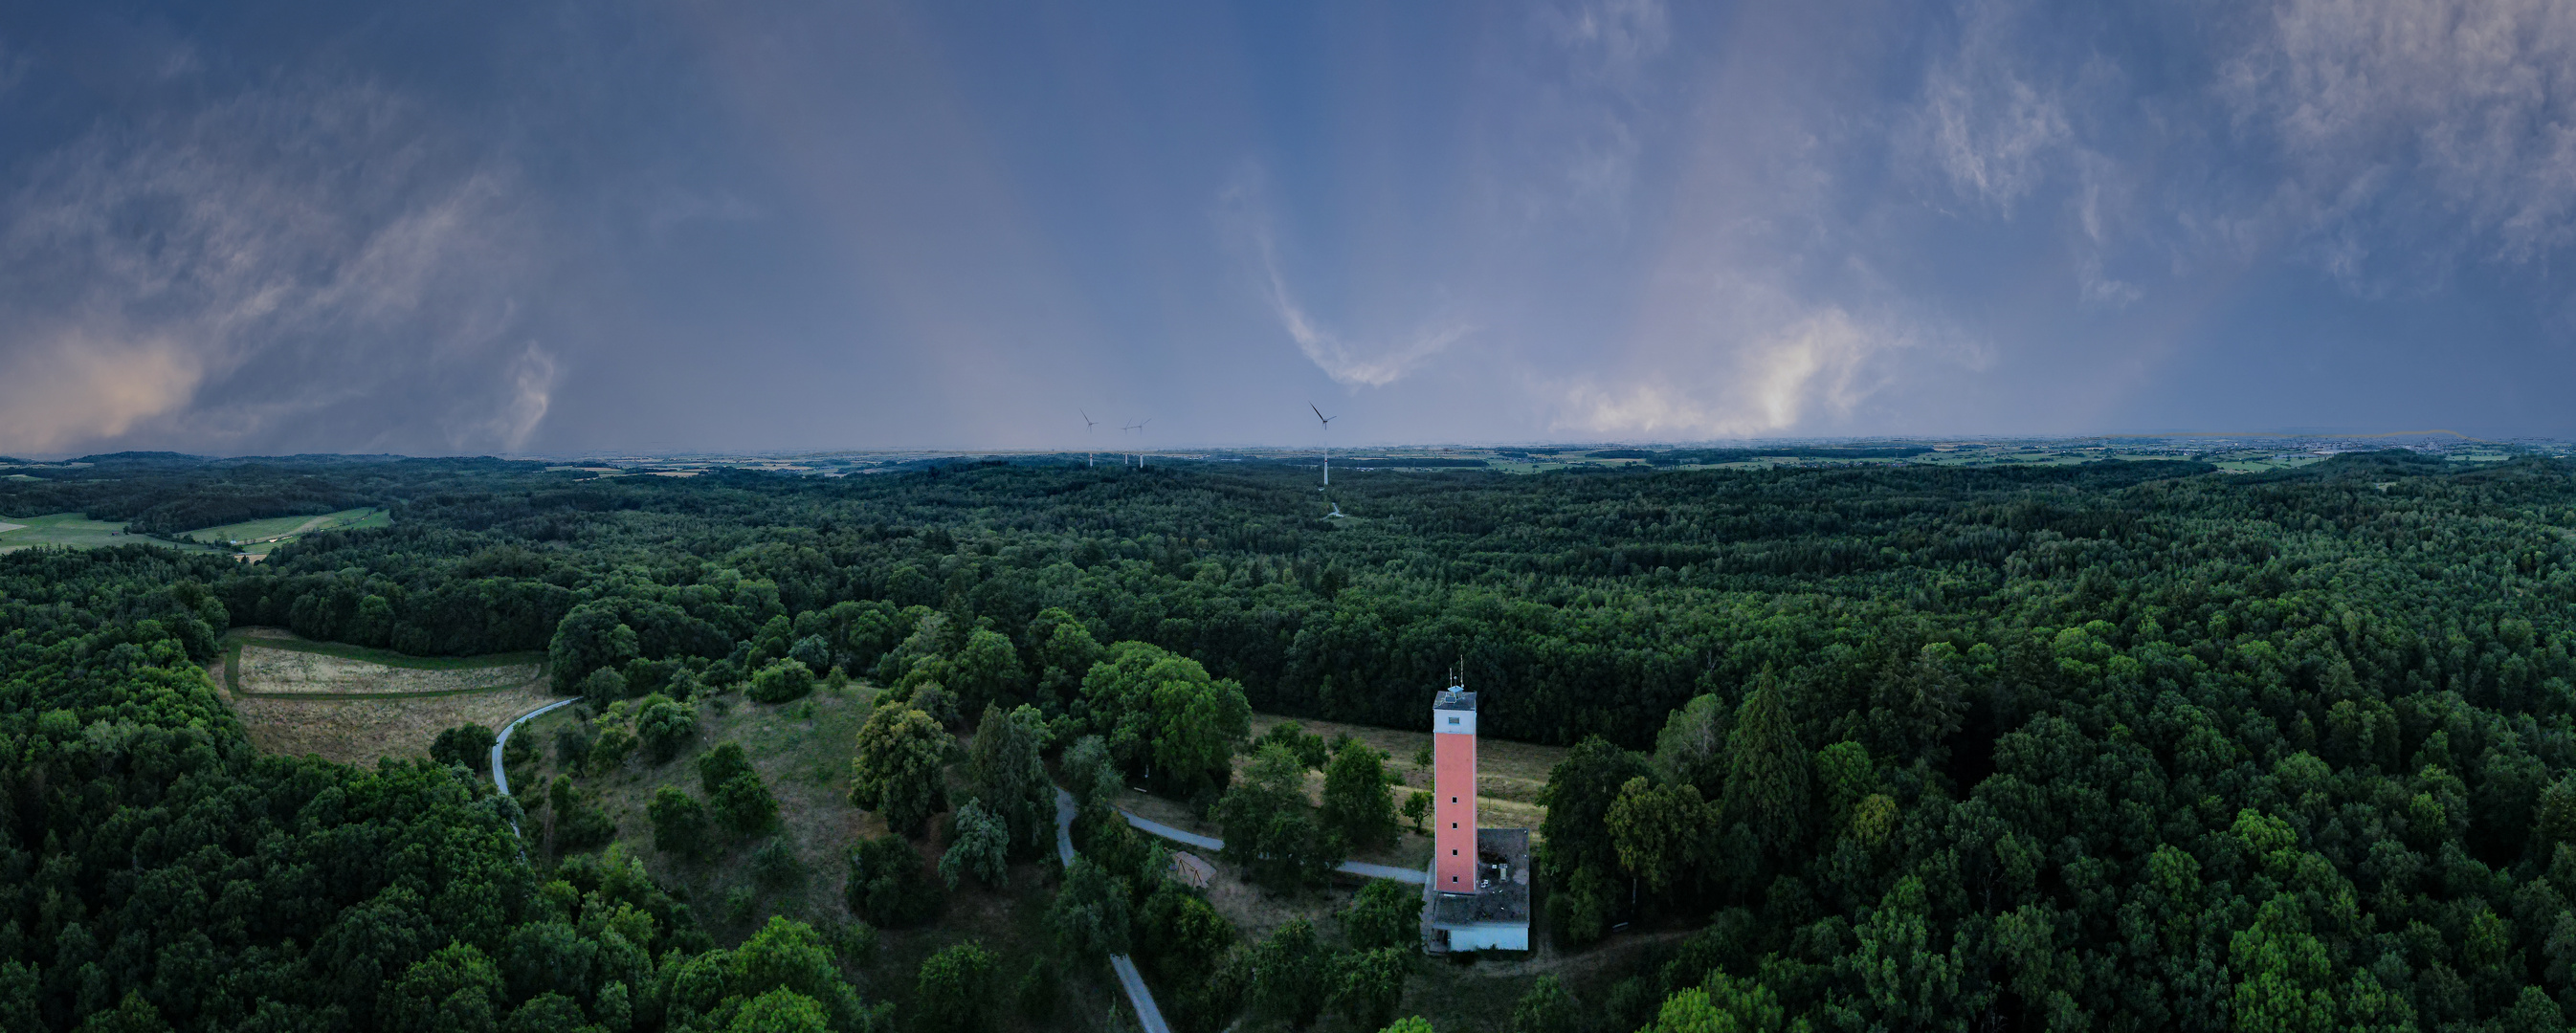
[535,684,1132,1031]
[0,512,229,554]
[186,506,390,554]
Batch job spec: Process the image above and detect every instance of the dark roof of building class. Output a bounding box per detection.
[1433,689,1477,711]
[1429,827,1530,926]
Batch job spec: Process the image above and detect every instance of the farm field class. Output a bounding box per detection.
[0,512,226,554]
[185,506,389,554]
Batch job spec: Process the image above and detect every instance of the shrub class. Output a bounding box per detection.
[588,724,637,775]
[913,940,996,1033]
[752,838,805,888]
[788,634,832,672]
[553,724,595,769]
[431,724,497,774]
[1048,857,1132,958]
[579,667,630,709]
[1341,879,1424,951]
[845,834,942,929]
[850,706,951,839]
[548,776,616,853]
[1321,743,1397,851]
[1014,959,1058,1023]
[1253,721,1329,770]
[1063,735,1117,805]
[636,699,699,763]
[1247,920,1325,1028]
[1512,976,1579,1033]
[939,800,1010,890]
[747,658,817,704]
[1329,948,1411,1031]
[503,728,539,771]
[711,773,780,839]
[698,741,755,794]
[649,785,709,861]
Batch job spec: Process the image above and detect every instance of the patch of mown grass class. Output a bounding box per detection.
[0,513,229,554]
[186,507,390,554]
[224,628,544,670]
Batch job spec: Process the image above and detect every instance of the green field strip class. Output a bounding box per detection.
[223,629,544,670]
[186,507,390,548]
[227,683,536,700]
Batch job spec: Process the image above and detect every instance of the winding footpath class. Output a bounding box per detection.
[1116,811,1430,884]
[490,697,580,841]
[1057,789,1173,1033]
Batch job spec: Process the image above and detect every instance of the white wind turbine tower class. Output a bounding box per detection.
[1310,403,1337,487]
[1122,419,1149,468]
[1081,409,1099,467]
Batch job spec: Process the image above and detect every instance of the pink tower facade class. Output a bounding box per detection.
[1432,689,1478,892]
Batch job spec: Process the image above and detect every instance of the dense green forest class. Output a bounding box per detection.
[9,449,2576,1030]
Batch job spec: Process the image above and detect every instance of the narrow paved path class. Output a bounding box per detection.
[1119,810,1429,884]
[491,698,580,842]
[1057,790,1173,1033]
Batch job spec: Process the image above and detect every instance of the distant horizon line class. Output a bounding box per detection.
[1,429,2543,464]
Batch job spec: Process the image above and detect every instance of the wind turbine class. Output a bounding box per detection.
[1310,403,1336,487]
[1081,409,1099,467]
[1121,419,1149,468]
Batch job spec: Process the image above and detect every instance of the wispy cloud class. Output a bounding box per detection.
[1558,299,1921,438]
[0,73,554,454]
[0,327,203,452]
[1912,0,2073,215]
[2221,0,2576,285]
[1222,169,1472,388]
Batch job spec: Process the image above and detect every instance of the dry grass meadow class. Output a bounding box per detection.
[219,629,558,765]
[235,642,542,695]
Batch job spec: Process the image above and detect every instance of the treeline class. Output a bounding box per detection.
[0,452,559,535]
[0,547,892,1032]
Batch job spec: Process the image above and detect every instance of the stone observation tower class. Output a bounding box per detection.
[1424,683,1531,953]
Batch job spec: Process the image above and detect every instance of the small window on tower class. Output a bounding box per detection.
[1451,797,1457,803]
[1452,849,1458,855]
[1448,716,1458,724]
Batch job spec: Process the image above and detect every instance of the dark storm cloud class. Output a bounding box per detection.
[3,1,2573,456]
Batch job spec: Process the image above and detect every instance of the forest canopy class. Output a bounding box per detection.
[7,449,2576,1030]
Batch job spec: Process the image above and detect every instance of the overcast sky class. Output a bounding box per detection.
[2,1,2572,456]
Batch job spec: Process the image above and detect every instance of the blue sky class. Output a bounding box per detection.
[1,0,2572,455]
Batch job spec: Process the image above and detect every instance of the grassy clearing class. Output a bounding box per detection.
[1246,713,1564,841]
[230,626,544,670]
[219,628,558,763]
[544,685,1128,1030]
[233,642,541,696]
[0,513,227,554]
[186,507,389,555]
[229,675,557,764]
[2210,455,2327,473]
